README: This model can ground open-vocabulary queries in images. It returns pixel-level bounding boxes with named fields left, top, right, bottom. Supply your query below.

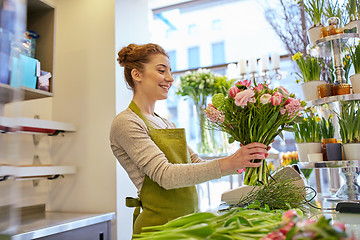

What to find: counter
left=0, top=212, right=115, bottom=240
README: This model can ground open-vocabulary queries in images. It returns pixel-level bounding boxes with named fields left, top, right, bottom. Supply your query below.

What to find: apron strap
left=129, top=101, right=153, bottom=130
left=126, top=197, right=142, bottom=226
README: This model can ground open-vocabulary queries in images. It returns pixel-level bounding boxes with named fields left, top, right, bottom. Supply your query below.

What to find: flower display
left=292, top=52, right=323, bottom=83
left=280, top=151, right=313, bottom=179
left=205, top=80, right=306, bottom=186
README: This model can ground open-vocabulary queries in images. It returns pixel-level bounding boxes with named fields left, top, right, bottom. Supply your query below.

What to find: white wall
left=115, top=1, right=151, bottom=239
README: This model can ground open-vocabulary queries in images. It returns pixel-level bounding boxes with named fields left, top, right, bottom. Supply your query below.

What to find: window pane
left=188, top=46, right=200, bottom=69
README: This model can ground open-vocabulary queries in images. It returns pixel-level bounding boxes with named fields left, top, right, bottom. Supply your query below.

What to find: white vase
left=344, top=20, right=360, bottom=34
left=307, top=26, right=323, bottom=44
left=301, top=81, right=324, bottom=101
left=343, top=143, right=360, bottom=160
left=350, top=73, right=360, bottom=94
left=295, top=142, right=322, bottom=162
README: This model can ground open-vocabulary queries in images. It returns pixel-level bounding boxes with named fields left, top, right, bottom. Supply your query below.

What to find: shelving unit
left=0, top=165, right=76, bottom=180
left=308, top=93, right=360, bottom=106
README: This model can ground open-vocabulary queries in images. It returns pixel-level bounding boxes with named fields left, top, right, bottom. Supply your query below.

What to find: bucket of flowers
left=205, top=79, right=306, bottom=186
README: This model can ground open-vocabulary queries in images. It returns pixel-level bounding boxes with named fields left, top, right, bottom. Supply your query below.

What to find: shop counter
left=1, top=212, right=115, bottom=240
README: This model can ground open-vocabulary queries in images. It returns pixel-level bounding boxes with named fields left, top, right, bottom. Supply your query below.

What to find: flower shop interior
left=1, top=0, right=360, bottom=239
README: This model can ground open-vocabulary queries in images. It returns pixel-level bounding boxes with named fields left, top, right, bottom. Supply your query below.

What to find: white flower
left=260, top=94, right=272, bottom=104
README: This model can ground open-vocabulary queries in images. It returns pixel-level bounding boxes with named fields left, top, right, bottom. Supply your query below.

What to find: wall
left=114, top=1, right=151, bottom=239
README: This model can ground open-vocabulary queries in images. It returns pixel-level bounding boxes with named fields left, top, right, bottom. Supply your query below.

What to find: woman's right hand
left=218, top=142, right=268, bottom=174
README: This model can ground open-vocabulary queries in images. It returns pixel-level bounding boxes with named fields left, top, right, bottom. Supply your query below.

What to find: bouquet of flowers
left=205, top=80, right=306, bottom=186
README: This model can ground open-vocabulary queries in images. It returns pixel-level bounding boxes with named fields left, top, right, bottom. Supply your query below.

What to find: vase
left=195, top=104, right=212, bottom=155
left=317, top=83, right=333, bottom=98
left=343, top=143, right=360, bottom=160
left=333, top=83, right=351, bottom=95
left=322, top=138, right=337, bottom=161
left=307, top=25, right=322, bottom=44
left=295, top=142, right=322, bottom=162
left=301, top=81, right=324, bottom=101
left=350, top=73, right=360, bottom=94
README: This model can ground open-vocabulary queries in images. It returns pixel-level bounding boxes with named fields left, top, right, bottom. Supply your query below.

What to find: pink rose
left=277, top=86, right=290, bottom=98
left=271, top=92, right=283, bottom=106
left=260, top=94, right=272, bottom=104
left=229, top=86, right=240, bottom=98
left=234, top=89, right=255, bottom=108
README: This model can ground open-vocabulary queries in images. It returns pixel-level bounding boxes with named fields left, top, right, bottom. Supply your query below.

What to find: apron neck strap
left=129, top=101, right=153, bottom=130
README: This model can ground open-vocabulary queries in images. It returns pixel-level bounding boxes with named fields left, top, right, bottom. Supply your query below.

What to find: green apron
left=126, top=101, right=199, bottom=235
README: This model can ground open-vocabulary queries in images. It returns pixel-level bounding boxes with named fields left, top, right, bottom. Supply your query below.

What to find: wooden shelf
left=0, top=165, right=77, bottom=179
left=0, top=83, right=53, bottom=104
left=0, top=117, right=76, bottom=134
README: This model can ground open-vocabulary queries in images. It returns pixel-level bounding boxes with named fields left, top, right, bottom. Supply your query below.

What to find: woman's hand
left=218, top=142, right=268, bottom=174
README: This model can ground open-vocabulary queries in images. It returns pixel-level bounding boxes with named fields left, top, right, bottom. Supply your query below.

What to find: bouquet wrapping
left=205, top=80, right=305, bottom=186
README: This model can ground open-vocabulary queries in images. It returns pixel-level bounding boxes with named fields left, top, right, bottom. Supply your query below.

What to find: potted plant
left=324, top=0, right=347, bottom=28
left=319, top=114, right=337, bottom=160
left=294, top=110, right=323, bottom=162
left=349, top=43, right=360, bottom=93
left=344, top=0, right=360, bottom=33
left=336, top=100, right=360, bottom=160
left=292, top=52, right=325, bottom=101
left=298, top=0, right=325, bottom=44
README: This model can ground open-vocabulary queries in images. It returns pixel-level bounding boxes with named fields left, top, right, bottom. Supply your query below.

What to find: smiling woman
left=110, top=43, right=269, bottom=236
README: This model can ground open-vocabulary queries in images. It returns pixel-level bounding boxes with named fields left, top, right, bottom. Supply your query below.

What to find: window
left=188, top=46, right=200, bottom=69
left=188, top=24, right=197, bottom=35
left=212, top=41, right=225, bottom=65
left=212, top=19, right=222, bottom=31
left=167, top=50, right=177, bottom=71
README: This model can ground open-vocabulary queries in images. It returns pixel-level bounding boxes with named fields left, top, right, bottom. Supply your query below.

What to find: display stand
left=298, top=160, right=360, bottom=201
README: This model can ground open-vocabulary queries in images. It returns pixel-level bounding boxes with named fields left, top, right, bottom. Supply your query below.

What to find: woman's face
left=135, top=54, right=174, bottom=102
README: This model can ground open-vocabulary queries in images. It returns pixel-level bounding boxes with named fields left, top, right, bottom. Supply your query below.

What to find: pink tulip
left=277, top=86, right=290, bottom=98
left=237, top=168, right=245, bottom=174
left=333, top=222, right=346, bottom=232
left=236, top=79, right=251, bottom=88
left=279, top=222, right=295, bottom=235
left=229, top=86, right=240, bottom=98
left=260, top=94, right=272, bottom=104
left=234, top=89, right=255, bottom=108
left=260, top=231, right=285, bottom=240
left=271, top=92, right=283, bottom=106
left=254, top=83, right=267, bottom=92
left=282, top=209, right=299, bottom=223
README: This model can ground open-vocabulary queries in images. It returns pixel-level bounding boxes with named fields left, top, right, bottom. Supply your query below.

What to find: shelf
left=298, top=160, right=360, bottom=169
left=315, top=33, right=359, bottom=45
left=0, top=165, right=77, bottom=179
left=0, top=83, right=53, bottom=104
left=0, top=117, right=76, bottom=134
left=307, top=93, right=360, bottom=106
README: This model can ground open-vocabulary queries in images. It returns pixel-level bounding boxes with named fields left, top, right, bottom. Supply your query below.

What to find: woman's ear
left=131, top=69, right=142, bottom=83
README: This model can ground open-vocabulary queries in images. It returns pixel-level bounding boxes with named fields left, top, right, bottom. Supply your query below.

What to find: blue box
left=10, top=54, right=39, bottom=89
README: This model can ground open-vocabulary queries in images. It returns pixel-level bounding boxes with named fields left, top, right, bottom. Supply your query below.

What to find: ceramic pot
left=344, top=20, right=360, bottom=33
left=343, top=143, right=360, bottom=160
left=350, top=73, right=360, bottom=94
left=307, top=26, right=323, bottom=44
left=301, top=81, right=324, bottom=101
left=333, top=83, right=351, bottom=95
left=295, top=142, right=322, bottom=162
left=317, top=83, right=333, bottom=98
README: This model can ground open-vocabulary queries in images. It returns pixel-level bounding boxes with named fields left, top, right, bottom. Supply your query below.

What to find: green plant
left=336, top=100, right=360, bottom=143
left=294, top=111, right=323, bottom=143
left=346, top=0, right=360, bottom=21
left=343, top=54, right=351, bottom=83
left=298, top=0, right=325, bottom=27
left=319, top=115, right=335, bottom=139
left=292, top=52, right=323, bottom=83
left=324, top=0, right=347, bottom=27
left=349, top=43, right=360, bottom=74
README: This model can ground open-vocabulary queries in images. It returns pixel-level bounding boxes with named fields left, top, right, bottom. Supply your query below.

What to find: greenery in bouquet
left=348, top=43, right=360, bottom=74
left=292, top=52, right=323, bottom=83
left=297, top=0, right=325, bottom=27
left=204, top=79, right=306, bottom=186
left=336, top=100, right=360, bottom=143
left=293, top=109, right=323, bottom=143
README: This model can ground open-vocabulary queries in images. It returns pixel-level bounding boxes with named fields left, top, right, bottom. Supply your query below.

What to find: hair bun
left=117, top=44, right=138, bottom=66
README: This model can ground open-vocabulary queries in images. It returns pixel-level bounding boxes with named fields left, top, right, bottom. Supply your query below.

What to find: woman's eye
left=158, top=70, right=165, bottom=73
